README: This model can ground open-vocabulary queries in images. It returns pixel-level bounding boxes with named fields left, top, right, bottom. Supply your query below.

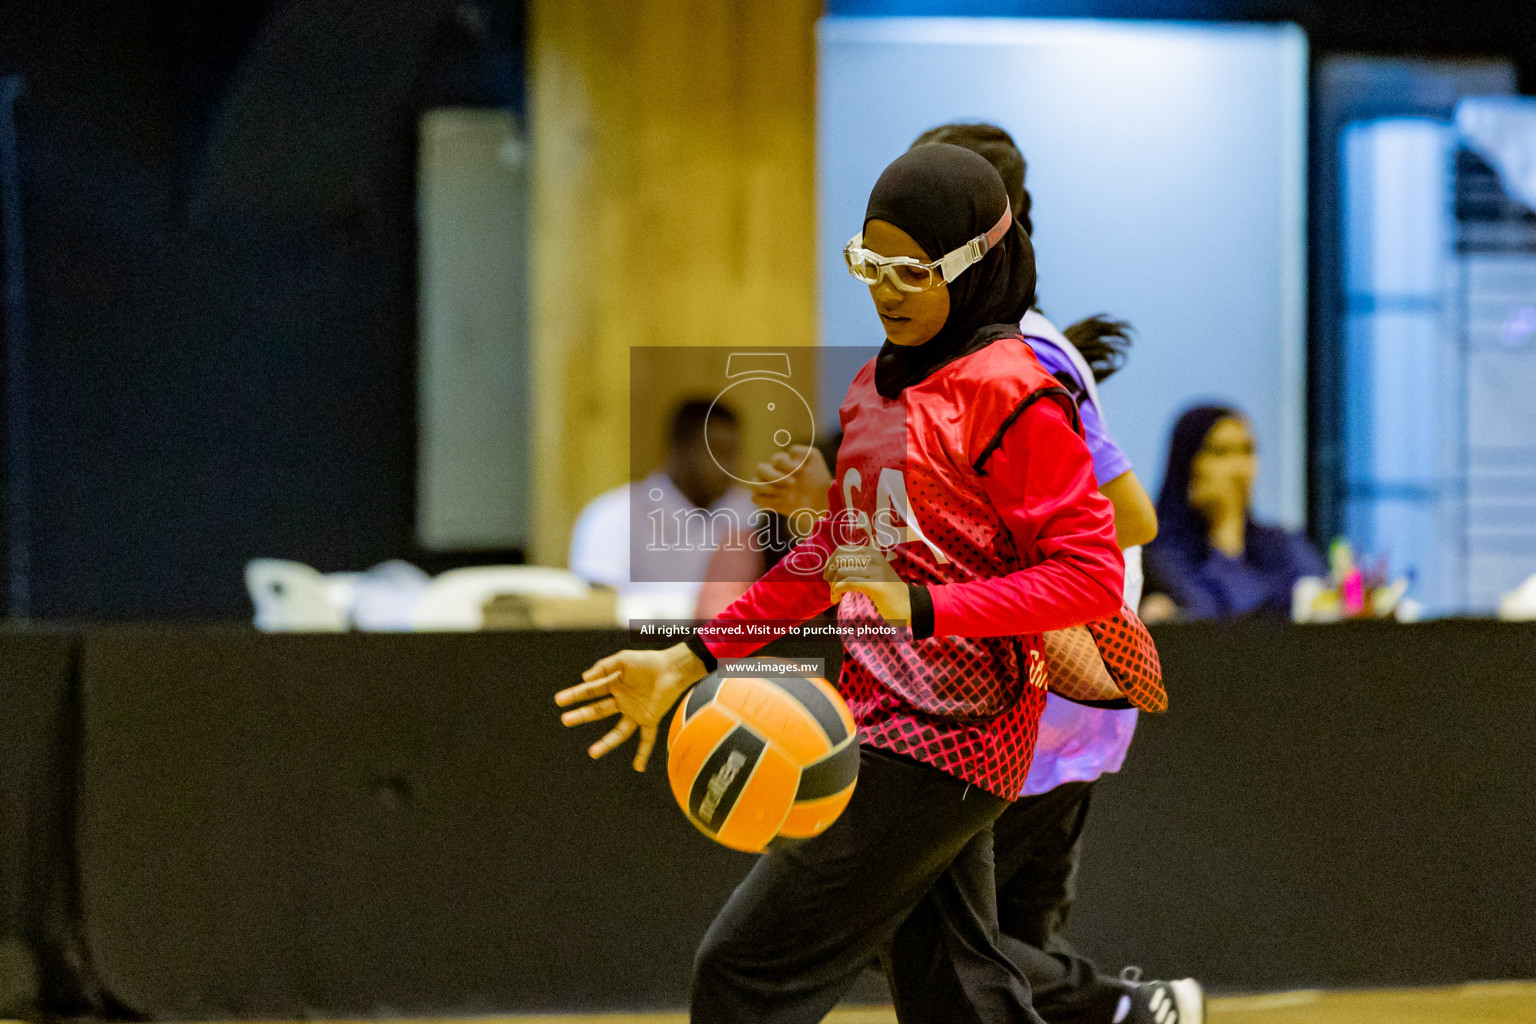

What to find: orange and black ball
left=666, top=672, right=858, bottom=853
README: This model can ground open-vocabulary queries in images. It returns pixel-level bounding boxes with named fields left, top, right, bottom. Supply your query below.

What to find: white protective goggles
left=843, top=200, right=1012, bottom=293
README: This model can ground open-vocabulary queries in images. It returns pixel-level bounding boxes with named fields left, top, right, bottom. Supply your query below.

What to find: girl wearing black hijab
left=558, top=144, right=1124, bottom=1023
left=1142, top=406, right=1324, bottom=621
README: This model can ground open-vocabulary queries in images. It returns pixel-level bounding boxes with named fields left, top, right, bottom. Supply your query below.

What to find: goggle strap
left=983, top=199, right=1014, bottom=250
left=938, top=199, right=1013, bottom=283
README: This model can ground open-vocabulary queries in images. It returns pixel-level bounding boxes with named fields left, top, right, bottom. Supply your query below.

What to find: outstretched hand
left=554, top=643, right=709, bottom=771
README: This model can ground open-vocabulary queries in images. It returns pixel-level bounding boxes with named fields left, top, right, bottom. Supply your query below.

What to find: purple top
left=1019, top=325, right=1139, bottom=797
left=1022, top=336, right=1133, bottom=489
left=1144, top=533, right=1326, bottom=621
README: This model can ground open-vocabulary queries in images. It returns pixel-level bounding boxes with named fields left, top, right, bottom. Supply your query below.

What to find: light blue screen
left=818, top=17, right=1308, bottom=525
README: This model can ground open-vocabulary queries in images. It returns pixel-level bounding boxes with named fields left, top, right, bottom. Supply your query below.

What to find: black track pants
left=992, top=781, right=1128, bottom=1024
left=690, top=746, right=1046, bottom=1024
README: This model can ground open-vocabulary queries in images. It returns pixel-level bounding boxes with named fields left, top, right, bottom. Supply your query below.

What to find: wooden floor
left=63, top=983, right=1527, bottom=1024
left=450, top=981, right=1536, bottom=1024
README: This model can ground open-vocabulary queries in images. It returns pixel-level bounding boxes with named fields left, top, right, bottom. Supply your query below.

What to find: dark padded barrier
left=75, top=623, right=1536, bottom=1018
left=76, top=629, right=845, bottom=1019
left=1072, top=621, right=1536, bottom=990
left=0, top=631, right=82, bottom=1013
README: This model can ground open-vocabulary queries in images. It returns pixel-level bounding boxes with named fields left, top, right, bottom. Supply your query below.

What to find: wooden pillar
left=528, top=0, right=819, bottom=566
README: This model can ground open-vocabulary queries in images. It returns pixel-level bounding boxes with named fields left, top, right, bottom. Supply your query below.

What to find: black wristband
left=684, top=634, right=718, bottom=674
left=908, top=584, right=935, bottom=640
left=1056, top=695, right=1135, bottom=711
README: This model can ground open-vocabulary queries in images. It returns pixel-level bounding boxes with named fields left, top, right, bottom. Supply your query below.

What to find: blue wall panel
left=818, top=17, right=1308, bottom=524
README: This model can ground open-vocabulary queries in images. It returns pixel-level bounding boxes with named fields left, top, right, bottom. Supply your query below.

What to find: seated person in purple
left=1142, top=405, right=1325, bottom=621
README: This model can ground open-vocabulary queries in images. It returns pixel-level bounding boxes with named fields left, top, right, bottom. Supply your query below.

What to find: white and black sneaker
left=1112, top=966, right=1205, bottom=1024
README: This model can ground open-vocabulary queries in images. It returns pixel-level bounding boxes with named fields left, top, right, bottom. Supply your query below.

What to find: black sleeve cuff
left=1055, top=695, right=1135, bottom=710
left=908, top=585, right=934, bottom=640
left=684, top=634, right=718, bottom=674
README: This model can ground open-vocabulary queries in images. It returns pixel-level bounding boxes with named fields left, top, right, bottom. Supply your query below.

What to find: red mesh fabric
left=1041, top=606, right=1166, bottom=713
left=1088, top=605, right=1167, bottom=713
left=841, top=595, right=1023, bottom=719
left=1040, top=625, right=1122, bottom=703
left=838, top=654, right=1047, bottom=800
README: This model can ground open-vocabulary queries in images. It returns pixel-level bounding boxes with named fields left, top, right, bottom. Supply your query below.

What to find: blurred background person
left=693, top=432, right=842, bottom=619
left=569, top=399, right=755, bottom=620
left=1141, top=405, right=1325, bottom=623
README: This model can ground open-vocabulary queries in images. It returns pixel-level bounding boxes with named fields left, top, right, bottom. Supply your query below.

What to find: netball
left=666, top=671, right=859, bottom=853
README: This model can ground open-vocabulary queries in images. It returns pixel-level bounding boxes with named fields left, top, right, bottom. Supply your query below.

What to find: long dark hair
left=1062, top=314, right=1133, bottom=384
left=911, top=123, right=1134, bottom=383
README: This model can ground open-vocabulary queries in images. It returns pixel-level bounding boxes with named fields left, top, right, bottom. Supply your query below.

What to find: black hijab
left=863, top=143, right=1037, bottom=398
left=1151, top=404, right=1291, bottom=569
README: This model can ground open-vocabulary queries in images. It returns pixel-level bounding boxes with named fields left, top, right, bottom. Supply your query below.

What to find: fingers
left=824, top=544, right=875, bottom=583
left=750, top=477, right=795, bottom=499
left=831, top=581, right=895, bottom=624
left=751, top=454, right=796, bottom=484
left=828, top=544, right=901, bottom=584
left=559, top=696, right=620, bottom=727
left=823, top=544, right=849, bottom=583
left=633, top=724, right=657, bottom=772
left=805, top=446, right=829, bottom=472
left=829, top=580, right=877, bottom=603
left=754, top=448, right=812, bottom=484
left=588, top=717, right=637, bottom=760
left=555, top=671, right=619, bottom=707
left=826, top=566, right=876, bottom=586
left=749, top=477, right=795, bottom=515
left=582, top=654, right=626, bottom=682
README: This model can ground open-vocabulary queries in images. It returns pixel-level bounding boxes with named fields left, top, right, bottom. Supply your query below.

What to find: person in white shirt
left=569, top=399, right=758, bottom=621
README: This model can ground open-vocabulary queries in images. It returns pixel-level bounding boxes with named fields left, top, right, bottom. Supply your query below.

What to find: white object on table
left=411, top=566, right=593, bottom=631
left=1498, top=572, right=1536, bottom=621
left=246, top=559, right=350, bottom=632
